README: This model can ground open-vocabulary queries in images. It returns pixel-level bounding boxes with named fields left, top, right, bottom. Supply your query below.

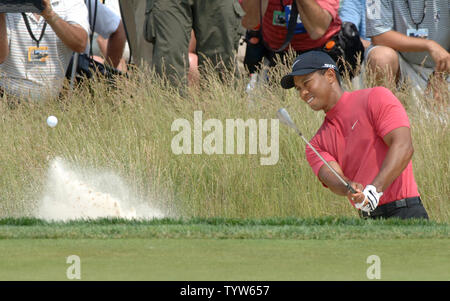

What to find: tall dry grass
left=0, top=57, right=448, bottom=221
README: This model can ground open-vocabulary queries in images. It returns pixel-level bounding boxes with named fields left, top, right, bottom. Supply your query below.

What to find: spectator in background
left=118, top=0, right=153, bottom=67
left=243, top=24, right=265, bottom=75
left=0, top=0, right=89, bottom=100
left=339, top=0, right=371, bottom=49
left=143, top=0, right=245, bottom=86
left=85, top=0, right=127, bottom=72
left=188, top=30, right=200, bottom=86
left=365, top=0, right=449, bottom=99
left=240, top=0, right=364, bottom=79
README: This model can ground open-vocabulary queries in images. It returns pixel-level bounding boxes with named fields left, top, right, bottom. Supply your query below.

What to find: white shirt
left=86, top=0, right=130, bottom=61
left=86, top=0, right=121, bottom=39
left=0, top=0, right=90, bottom=100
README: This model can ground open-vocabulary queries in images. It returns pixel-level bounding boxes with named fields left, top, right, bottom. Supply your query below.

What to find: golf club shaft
left=277, top=108, right=357, bottom=194
left=294, top=129, right=357, bottom=194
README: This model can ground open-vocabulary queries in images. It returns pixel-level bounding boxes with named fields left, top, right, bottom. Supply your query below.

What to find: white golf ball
left=47, top=115, right=58, bottom=128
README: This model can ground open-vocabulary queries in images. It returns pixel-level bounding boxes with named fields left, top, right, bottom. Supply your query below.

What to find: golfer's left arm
left=318, top=161, right=359, bottom=196
left=370, top=126, right=414, bottom=193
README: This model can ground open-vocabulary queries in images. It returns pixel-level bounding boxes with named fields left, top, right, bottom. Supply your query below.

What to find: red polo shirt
left=305, top=87, right=419, bottom=207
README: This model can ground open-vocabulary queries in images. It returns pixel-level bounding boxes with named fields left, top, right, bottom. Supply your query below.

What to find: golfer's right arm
left=0, top=13, right=8, bottom=64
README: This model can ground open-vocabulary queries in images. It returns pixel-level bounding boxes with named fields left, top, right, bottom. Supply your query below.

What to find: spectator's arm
left=105, top=20, right=126, bottom=68
left=372, top=30, right=431, bottom=52
left=241, top=0, right=268, bottom=29
left=0, top=13, right=8, bottom=63
left=40, top=0, right=87, bottom=53
left=45, top=15, right=87, bottom=53
left=372, top=30, right=450, bottom=72
left=189, top=30, right=196, bottom=54
left=295, top=0, right=332, bottom=40
left=361, top=38, right=371, bottom=49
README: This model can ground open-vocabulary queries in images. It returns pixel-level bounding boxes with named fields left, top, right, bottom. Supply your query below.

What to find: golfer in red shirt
left=280, top=50, right=429, bottom=219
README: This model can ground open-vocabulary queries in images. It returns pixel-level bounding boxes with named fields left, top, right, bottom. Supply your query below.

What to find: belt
left=361, top=196, right=422, bottom=218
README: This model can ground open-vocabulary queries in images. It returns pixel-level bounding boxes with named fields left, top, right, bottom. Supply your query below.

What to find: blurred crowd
left=0, top=0, right=448, bottom=101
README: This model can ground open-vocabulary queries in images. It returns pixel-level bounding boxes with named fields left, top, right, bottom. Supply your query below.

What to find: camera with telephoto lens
left=0, top=0, right=44, bottom=13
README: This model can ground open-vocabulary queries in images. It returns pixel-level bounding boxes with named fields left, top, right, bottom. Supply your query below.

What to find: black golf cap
left=280, top=50, right=339, bottom=89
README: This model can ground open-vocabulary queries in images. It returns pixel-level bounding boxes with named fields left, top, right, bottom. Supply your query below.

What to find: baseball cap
left=280, top=50, right=340, bottom=89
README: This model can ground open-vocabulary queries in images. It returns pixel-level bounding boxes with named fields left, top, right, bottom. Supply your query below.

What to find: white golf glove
left=355, top=185, right=383, bottom=213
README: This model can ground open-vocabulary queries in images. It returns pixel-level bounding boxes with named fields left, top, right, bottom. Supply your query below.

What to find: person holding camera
left=240, top=0, right=364, bottom=79
left=0, top=0, right=90, bottom=100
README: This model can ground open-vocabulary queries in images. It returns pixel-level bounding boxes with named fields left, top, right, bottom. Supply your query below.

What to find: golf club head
left=277, top=108, right=297, bottom=130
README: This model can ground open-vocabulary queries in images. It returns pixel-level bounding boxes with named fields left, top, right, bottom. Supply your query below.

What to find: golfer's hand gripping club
left=277, top=108, right=357, bottom=194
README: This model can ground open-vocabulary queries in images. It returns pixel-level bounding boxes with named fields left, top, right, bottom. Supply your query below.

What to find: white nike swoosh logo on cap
left=352, top=120, right=358, bottom=130
left=291, top=60, right=301, bottom=69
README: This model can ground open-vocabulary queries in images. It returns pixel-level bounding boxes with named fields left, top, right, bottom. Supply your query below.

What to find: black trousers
left=361, top=197, right=429, bottom=220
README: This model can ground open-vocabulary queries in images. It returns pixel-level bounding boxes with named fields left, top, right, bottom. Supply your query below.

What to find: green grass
left=0, top=217, right=448, bottom=239
left=1, top=218, right=448, bottom=280
left=0, top=238, right=448, bottom=280
left=0, top=58, right=448, bottom=222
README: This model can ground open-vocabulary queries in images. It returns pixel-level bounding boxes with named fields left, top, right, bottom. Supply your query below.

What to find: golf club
left=277, top=108, right=357, bottom=194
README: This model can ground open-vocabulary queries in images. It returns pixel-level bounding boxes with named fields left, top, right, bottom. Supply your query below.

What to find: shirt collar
left=325, top=91, right=349, bottom=121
